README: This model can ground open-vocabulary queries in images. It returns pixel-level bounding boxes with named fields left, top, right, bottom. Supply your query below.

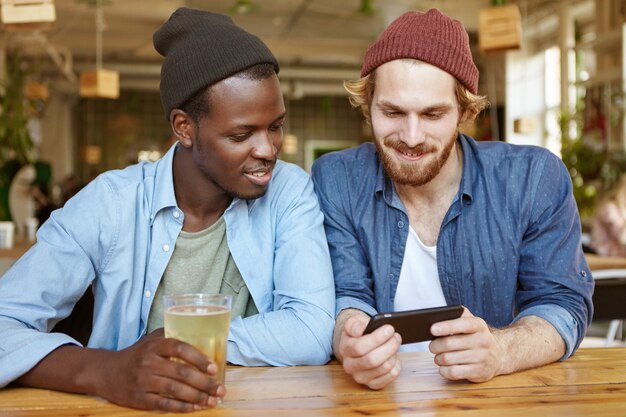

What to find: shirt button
left=163, top=244, right=170, bottom=252
left=397, top=221, right=404, bottom=228
left=173, top=210, right=180, bottom=219
left=581, top=271, right=587, bottom=277
left=145, top=290, right=151, bottom=298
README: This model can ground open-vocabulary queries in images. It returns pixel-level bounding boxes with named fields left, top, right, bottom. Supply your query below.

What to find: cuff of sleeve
left=227, top=317, right=276, bottom=366
left=514, top=304, right=579, bottom=360
left=336, top=296, right=377, bottom=318
left=0, top=332, right=79, bottom=388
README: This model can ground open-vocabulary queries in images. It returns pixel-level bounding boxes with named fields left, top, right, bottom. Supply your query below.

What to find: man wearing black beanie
left=0, top=8, right=335, bottom=412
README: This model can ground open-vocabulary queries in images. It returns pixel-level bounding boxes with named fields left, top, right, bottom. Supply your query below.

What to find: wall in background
left=70, top=91, right=367, bottom=183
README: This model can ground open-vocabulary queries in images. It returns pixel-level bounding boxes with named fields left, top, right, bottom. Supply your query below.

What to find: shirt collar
left=150, top=141, right=179, bottom=220
left=457, top=133, right=475, bottom=204
left=373, top=148, right=406, bottom=211
left=374, top=151, right=386, bottom=196
left=150, top=142, right=263, bottom=223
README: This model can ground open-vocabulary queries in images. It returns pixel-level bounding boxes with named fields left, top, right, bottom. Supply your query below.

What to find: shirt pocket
left=221, top=272, right=247, bottom=294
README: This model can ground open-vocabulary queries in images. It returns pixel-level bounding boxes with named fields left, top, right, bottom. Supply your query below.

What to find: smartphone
left=363, top=305, right=464, bottom=344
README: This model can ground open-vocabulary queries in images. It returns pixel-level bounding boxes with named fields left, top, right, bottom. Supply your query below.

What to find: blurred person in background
left=591, top=174, right=626, bottom=257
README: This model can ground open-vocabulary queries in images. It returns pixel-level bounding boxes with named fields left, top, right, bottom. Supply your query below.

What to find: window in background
left=544, top=46, right=562, bottom=157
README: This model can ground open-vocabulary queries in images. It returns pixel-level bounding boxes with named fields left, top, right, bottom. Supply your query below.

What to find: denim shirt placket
left=380, top=176, right=410, bottom=313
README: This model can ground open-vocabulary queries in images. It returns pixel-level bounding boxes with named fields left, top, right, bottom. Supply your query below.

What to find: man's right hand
left=16, top=330, right=225, bottom=413
left=334, top=309, right=402, bottom=389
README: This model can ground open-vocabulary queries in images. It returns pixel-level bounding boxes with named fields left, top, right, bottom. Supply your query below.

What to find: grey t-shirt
left=147, top=216, right=257, bottom=333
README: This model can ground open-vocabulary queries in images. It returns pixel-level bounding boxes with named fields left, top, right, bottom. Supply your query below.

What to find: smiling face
left=371, top=60, right=465, bottom=187
left=178, top=72, right=285, bottom=201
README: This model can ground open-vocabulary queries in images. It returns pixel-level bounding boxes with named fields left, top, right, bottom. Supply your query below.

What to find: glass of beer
left=163, top=293, right=232, bottom=404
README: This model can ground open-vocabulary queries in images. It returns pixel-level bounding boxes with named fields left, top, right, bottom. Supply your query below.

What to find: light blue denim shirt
left=0, top=144, right=335, bottom=386
left=312, top=134, right=594, bottom=359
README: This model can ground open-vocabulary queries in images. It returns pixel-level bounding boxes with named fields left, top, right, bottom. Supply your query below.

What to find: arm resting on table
left=493, top=315, right=565, bottom=375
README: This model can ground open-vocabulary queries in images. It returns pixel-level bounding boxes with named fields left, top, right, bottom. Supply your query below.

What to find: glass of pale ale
left=163, top=293, right=232, bottom=404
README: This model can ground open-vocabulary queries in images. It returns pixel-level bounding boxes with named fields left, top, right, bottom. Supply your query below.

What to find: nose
left=252, top=131, right=278, bottom=160
left=402, top=114, right=426, bottom=148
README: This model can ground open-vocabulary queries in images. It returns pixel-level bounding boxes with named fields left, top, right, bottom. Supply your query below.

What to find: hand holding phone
left=363, top=305, right=464, bottom=344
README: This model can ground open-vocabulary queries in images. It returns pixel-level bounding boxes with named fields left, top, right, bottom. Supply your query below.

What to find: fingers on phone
left=344, top=330, right=400, bottom=373
left=345, top=324, right=396, bottom=357
left=349, top=351, right=402, bottom=389
left=345, top=315, right=369, bottom=337
left=431, top=313, right=485, bottom=339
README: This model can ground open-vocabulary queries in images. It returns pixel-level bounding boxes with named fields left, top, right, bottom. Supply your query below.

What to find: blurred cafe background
left=0, top=0, right=625, bottom=342
left=0, top=0, right=624, bottom=226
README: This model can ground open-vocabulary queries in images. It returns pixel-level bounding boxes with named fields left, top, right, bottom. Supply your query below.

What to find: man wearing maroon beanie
left=312, top=9, right=592, bottom=389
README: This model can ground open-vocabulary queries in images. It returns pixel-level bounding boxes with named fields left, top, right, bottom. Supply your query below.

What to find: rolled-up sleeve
left=515, top=152, right=594, bottom=359
left=0, top=178, right=117, bottom=386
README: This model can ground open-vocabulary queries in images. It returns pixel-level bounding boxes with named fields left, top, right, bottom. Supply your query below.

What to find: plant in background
left=0, top=50, right=35, bottom=165
left=560, top=20, right=626, bottom=222
left=560, top=96, right=626, bottom=221
left=0, top=49, right=37, bottom=221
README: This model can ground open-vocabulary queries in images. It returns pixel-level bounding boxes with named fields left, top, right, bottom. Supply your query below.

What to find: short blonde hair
left=344, top=69, right=489, bottom=125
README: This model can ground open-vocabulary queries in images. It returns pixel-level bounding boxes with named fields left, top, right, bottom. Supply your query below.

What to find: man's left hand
left=428, top=308, right=505, bottom=382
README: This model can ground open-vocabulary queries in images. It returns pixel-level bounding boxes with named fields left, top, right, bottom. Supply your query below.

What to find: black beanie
left=154, top=7, right=280, bottom=120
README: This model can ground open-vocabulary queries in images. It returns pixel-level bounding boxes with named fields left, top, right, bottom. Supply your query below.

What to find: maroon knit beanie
left=361, top=9, right=479, bottom=94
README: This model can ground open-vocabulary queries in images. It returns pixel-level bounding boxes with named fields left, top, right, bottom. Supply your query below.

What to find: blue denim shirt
left=312, top=135, right=593, bottom=359
left=0, top=144, right=335, bottom=386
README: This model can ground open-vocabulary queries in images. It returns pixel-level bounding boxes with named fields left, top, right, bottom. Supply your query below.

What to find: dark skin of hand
left=16, top=329, right=225, bottom=412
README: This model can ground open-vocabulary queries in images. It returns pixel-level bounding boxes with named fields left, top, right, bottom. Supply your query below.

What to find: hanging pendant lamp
left=79, top=0, right=119, bottom=99
left=0, top=0, right=56, bottom=30
left=478, top=0, right=522, bottom=53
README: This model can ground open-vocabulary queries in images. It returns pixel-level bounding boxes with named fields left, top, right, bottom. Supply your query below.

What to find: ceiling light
left=0, top=0, right=56, bottom=30
left=79, top=0, right=119, bottom=99
left=478, top=3, right=523, bottom=53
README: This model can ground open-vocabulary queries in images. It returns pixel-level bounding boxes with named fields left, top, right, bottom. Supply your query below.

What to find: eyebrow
left=236, top=112, right=287, bottom=129
left=375, top=100, right=453, bottom=113
left=273, top=112, right=287, bottom=123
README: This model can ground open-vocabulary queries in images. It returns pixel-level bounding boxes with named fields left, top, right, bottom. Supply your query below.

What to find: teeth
left=250, top=172, right=266, bottom=177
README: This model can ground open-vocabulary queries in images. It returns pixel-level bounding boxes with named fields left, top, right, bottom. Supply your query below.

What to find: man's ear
left=170, top=109, right=194, bottom=148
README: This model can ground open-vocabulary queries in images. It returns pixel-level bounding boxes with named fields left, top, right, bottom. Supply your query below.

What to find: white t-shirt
left=394, top=226, right=446, bottom=352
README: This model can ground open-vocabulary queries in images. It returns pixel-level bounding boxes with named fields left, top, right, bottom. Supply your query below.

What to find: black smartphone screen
left=363, top=305, right=464, bottom=344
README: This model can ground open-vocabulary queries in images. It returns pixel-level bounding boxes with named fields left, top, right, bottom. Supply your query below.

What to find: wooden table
left=0, top=238, right=32, bottom=276
left=1, top=348, right=625, bottom=416
left=0, top=238, right=32, bottom=260
left=586, top=254, right=626, bottom=322
left=586, top=254, right=626, bottom=271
